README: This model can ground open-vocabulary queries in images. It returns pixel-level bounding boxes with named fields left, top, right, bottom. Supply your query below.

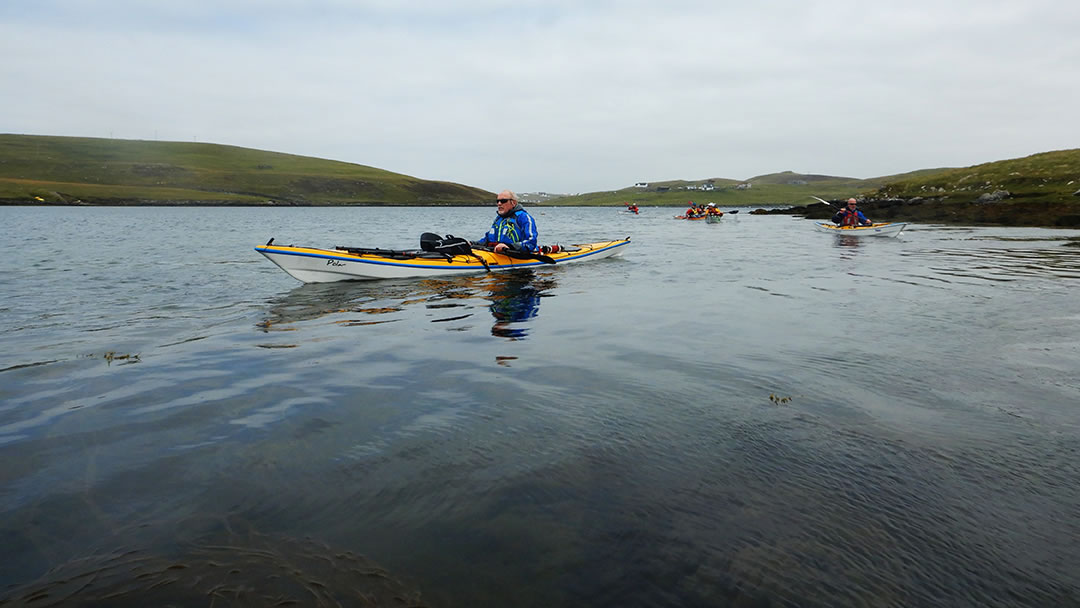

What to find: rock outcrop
left=756, top=196, right=1080, bottom=227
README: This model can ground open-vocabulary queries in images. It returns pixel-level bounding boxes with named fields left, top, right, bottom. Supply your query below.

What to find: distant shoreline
left=5, top=198, right=1080, bottom=229
left=0, top=200, right=497, bottom=207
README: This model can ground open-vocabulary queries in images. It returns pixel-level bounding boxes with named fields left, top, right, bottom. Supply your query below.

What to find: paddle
left=474, top=245, right=556, bottom=264
left=811, top=195, right=837, bottom=208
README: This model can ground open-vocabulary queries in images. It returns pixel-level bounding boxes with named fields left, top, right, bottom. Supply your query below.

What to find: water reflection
left=833, top=234, right=862, bottom=249
left=486, top=270, right=555, bottom=340
left=257, top=280, right=415, bottom=330
left=258, top=270, right=557, bottom=340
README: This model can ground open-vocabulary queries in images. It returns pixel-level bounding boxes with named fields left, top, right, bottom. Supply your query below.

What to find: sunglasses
left=496, top=198, right=514, bottom=204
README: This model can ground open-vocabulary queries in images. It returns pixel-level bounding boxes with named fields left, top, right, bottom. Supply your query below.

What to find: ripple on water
left=0, top=518, right=429, bottom=607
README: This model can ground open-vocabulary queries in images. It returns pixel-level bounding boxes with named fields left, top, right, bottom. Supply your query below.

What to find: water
left=1, top=206, right=1079, bottom=607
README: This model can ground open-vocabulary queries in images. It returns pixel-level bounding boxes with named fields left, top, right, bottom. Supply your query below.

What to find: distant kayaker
left=473, top=190, right=539, bottom=253
left=832, top=198, right=872, bottom=226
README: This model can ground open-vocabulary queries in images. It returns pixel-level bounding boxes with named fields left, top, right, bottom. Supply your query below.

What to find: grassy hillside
left=4, top=134, right=1075, bottom=219
left=0, top=134, right=492, bottom=205
left=870, top=149, right=1080, bottom=203
left=545, top=168, right=951, bottom=207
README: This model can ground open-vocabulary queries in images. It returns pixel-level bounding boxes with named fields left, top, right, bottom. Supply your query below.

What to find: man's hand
left=493, top=243, right=508, bottom=253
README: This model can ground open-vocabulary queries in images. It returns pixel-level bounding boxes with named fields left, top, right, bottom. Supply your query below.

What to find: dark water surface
left=2, top=206, right=1079, bottom=607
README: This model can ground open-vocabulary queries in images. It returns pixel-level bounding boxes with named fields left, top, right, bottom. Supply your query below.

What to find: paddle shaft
left=474, top=246, right=556, bottom=264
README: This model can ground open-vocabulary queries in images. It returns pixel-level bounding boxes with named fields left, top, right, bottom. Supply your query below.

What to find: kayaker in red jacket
left=832, top=198, right=872, bottom=226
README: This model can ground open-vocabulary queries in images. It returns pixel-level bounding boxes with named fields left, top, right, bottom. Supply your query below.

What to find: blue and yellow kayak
left=256, top=238, right=630, bottom=283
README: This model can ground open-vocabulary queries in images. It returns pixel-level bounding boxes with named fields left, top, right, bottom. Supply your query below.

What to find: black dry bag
left=420, top=233, right=473, bottom=256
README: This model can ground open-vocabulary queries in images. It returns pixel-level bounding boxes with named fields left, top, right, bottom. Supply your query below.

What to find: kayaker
left=832, top=198, right=872, bottom=226
left=474, top=190, right=539, bottom=253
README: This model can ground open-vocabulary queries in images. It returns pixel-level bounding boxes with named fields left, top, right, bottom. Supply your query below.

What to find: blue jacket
left=476, top=205, right=539, bottom=252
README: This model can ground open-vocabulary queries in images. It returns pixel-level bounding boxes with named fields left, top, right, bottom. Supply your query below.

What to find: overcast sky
left=3, top=0, right=1078, bottom=193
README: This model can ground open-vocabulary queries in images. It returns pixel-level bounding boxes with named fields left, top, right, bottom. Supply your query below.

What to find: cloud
left=2, top=0, right=1079, bottom=192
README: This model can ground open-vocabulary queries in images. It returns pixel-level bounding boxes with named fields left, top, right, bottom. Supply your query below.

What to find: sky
left=2, top=0, right=1078, bottom=194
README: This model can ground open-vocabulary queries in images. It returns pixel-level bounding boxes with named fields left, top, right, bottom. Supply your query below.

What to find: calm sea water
left=1, top=206, right=1079, bottom=607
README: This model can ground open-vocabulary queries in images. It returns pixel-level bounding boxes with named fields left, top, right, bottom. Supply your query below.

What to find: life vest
left=492, top=213, right=522, bottom=242
left=481, top=207, right=539, bottom=252
left=840, top=209, right=860, bottom=226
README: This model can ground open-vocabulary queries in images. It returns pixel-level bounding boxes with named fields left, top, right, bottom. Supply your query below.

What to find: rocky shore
left=753, top=194, right=1080, bottom=228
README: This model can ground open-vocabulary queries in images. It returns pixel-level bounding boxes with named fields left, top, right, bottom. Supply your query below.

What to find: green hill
left=0, top=134, right=492, bottom=205
left=4, top=134, right=1076, bottom=223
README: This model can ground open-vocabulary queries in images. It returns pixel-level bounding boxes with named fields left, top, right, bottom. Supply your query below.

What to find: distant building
left=634, top=182, right=649, bottom=188
left=735, top=183, right=752, bottom=190
left=656, top=186, right=670, bottom=192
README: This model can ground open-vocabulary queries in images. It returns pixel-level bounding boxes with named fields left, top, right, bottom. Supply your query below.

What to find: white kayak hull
left=256, top=238, right=630, bottom=283
left=815, top=222, right=907, bottom=237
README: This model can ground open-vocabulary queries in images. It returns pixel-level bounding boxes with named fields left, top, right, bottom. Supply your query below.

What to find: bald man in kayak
left=473, top=189, right=539, bottom=253
left=832, top=198, right=872, bottom=226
